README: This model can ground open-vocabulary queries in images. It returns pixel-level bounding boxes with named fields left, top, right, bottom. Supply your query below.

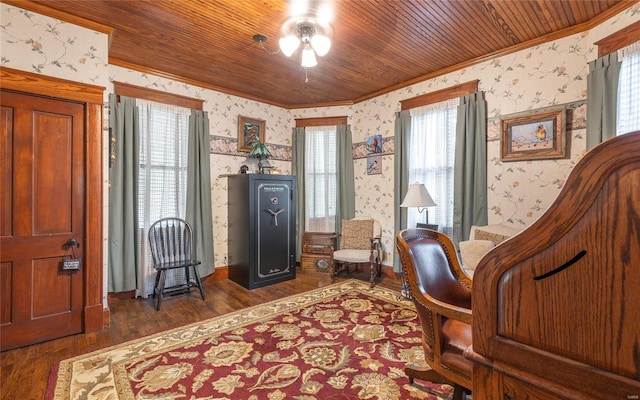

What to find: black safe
left=227, top=174, right=296, bottom=289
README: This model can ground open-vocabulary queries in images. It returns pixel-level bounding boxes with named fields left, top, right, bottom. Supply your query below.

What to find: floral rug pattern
left=47, top=280, right=452, bottom=399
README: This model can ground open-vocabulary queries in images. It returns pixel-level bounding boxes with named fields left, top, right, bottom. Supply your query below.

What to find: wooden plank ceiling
left=11, top=0, right=634, bottom=108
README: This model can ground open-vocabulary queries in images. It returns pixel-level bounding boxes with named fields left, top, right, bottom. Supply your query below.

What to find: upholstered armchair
left=396, top=228, right=472, bottom=400
left=331, top=217, right=382, bottom=287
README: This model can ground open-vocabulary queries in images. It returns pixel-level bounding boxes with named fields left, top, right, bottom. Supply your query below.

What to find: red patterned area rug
left=47, top=280, right=453, bottom=399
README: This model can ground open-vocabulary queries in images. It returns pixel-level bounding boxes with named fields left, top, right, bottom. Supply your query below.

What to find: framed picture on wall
left=367, top=155, right=382, bottom=175
left=366, top=134, right=383, bottom=154
left=238, top=115, right=265, bottom=152
left=501, top=107, right=566, bottom=161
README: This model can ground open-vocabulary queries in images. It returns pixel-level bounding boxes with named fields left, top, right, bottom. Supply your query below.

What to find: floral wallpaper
left=0, top=5, right=109, bottom=88
left=2, top=2, right=639, bottom=274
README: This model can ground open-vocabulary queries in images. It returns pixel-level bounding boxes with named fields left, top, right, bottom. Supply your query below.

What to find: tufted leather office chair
left=396, top=228, right=472, bottom=400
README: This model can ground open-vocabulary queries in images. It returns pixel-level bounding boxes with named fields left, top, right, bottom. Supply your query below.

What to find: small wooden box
left=301, top=232, right=336, bottom=272
left=301, top=253, right=332, bottom=272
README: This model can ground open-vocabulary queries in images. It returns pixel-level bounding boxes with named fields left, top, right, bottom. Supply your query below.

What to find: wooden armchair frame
left=396, top=228, right=472, bottom=400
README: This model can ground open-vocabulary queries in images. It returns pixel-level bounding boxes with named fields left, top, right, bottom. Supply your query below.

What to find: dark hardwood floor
left=0, top=269, right=401, bottom=400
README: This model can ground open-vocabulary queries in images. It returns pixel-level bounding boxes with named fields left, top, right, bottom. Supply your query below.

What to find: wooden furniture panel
left=467, top=131, right=640, bottom=399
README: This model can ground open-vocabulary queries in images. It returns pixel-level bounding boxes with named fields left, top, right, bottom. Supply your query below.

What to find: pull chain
left=305, top=67, right=309, bottom=83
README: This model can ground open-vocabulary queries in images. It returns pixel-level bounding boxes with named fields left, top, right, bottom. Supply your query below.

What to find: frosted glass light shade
left=279, top=35, right=300, bottom=57
left=310, top=34, right=331, bottom=56
left=301, top=47, right=318, bottom=67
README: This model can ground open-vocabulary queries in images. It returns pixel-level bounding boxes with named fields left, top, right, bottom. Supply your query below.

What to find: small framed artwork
left=238, top=115, right=265, bottom=152
left=366, top=134, right=383, bottom=154
left=367, top=155, right=382, bottom=175
left=501, top=107, right=566, bottom=161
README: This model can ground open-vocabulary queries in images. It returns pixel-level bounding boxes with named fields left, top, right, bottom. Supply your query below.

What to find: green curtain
left=586, top=52, right=621, bottom=150
left=393, top=110, right=411, bottom=272
left=453, top=92, right=488, bottom=244
left=291, top=127, right=306, bottom=262
left=108, top=94, right=140, bottom=293
left=335, top=124, right=355, bottom=235
left=186, top=110, right=214, bottom=277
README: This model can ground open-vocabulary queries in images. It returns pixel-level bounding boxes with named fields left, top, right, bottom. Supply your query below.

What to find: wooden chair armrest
left=431, top=298, right=472, bottom=324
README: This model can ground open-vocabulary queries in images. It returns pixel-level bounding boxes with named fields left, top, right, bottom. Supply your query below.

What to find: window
left=408, top=99, right=458, bottom=236
left=617, top=41, right=640, bottom=135
left=304, top=125, right=337, bottom=232
left=138, top=99, right=191, bottom=295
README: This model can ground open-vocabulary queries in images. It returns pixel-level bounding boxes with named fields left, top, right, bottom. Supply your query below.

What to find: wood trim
left=206, top=266, right=229, bottom=281
left=0, top=67, right=106, bottom=333
left=109, top=58, right=291, bottom=108
left=111, top=57, right=356, bottom=110
left=295, top=116, right=348, bottom=127
left=400, top=80, right=479, bottom=110
left=596, top=20, right=640, bottom=57
left=84, top=101, right=105, bottom=333
left=0, top=67, right=104, bottom=103
left=113, top=81, right=204, bottom=110
left=103, top=307, right=111, bottom=328
left=106, top=266, right=228, bottom=304
left=287, top=100, right=354, bottom=109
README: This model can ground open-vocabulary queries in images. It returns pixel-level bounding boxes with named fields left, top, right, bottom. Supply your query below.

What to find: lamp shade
left=310, top=34, right=331, bottom=56
left=400, top=183, right=436, bottom=208
left=248, top=142, right=272, bottom=160
left=279, top=35, right=300, bottom=57
left=301, top=46, right=318, bottom=67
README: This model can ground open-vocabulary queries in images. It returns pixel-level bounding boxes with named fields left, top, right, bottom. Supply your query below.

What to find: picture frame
left=238, top=115, right=265, bottom=152
left=366, top=155, right=382, bottom=175
left=500, top=107, right=566, bottom=161
left=366, top=134, right=383, bottom=154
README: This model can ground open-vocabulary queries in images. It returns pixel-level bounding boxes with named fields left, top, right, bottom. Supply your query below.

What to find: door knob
left=65, top=238, right=80, bottom=248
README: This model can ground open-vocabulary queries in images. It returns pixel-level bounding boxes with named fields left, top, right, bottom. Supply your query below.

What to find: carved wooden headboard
left=468, top=131, right=640, bottom=399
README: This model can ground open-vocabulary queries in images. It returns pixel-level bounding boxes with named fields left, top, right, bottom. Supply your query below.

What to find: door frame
left=1, top=67, right=106, bottom=332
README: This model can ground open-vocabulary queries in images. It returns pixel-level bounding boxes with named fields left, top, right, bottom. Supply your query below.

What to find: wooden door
left=0, top=90, right=85, bottom=350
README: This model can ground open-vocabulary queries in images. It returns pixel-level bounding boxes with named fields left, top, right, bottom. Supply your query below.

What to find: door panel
left=33, top=257, right=74, bottom=317
left=256, top=180, right=294, bottom=279
left=0, top=262, right=12, bottom=325
left=1, top=106, right=12, bottom=238
left=33, top=110, right=75, bottom=234
left=0, top=90, right=85, bottom=350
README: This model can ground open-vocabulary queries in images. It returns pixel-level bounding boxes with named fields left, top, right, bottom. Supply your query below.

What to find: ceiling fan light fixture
left=279, top=35, right=300, bottom=57
left=310, top=33, right=331, bottom=56
left=301, top=45, right=318, bottom=67
left=279, top=17, right=332, bottom=68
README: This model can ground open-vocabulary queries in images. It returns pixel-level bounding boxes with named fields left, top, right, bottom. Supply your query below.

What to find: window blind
left=304, top=125, right=337, bottom=232
left=138, top=99, right=191, bottom=296
left=617, top=41, right=640, bottom=135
